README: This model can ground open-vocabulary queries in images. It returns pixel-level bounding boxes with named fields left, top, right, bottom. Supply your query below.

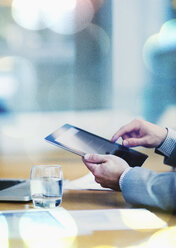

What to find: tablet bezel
left=45, top=123, right=148, bottom=167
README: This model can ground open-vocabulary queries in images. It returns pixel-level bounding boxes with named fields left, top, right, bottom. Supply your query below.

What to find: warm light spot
left=43, top=0, right=77, bottom=13
left=19, top=208, right=78, bottom=248
left=0, top=56, right=18, bottom=98
left=172, top=0, right=176, bottom=10
left=148, top=226, right=176, bottom=248
left=12, top=0, right=45, bottom=30
left=12, top=0, right=95, bottom=34
left=124, top=243, right=148, bottom=248
left=43, top=0, right=94, bottom=34
left=119, top=209, right=167, bottom=230
left=0, top=214, right=9, bottom=248
left=93, top=246, right=117, bottom=248
left=0, top=56, right=15, bottom=72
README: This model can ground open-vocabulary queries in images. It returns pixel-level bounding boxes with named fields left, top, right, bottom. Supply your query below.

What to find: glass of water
left=30, top=164, right=63, bottom=208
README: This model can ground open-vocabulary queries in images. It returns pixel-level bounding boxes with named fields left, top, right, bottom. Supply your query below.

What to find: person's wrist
left=119, top=167, right=132, bottom=190
left=157, top=128, right=168, bottom=148
left=156, top=128, right=176, bottom=157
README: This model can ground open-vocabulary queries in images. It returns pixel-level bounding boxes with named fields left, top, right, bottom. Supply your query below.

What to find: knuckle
left=89, top=154, right=98, bottom=161
left=133, top=118, right=141, bottom=125
left=93, top=167, right=101, bottom=177
left=108, top=154, right=115, bottom=160
left=94, top=171, right=99, bottom=177
left=118, top=125, right=126, bottom=134
left=133, top=118, right=144, bottom=131
left=144, top=138, right=151, bottom=146
left=100, top=183, right=106, bottom=188
left=130, top=139, right=137, bottom=146
left=90, top=154, right=96, bottom=160
left=95, top=177, right=101, bottom=183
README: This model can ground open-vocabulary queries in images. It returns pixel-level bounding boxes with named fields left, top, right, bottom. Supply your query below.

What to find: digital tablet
left=0, top=208, right=77, bottom=242
left=45, top=124, right=148, bottom=167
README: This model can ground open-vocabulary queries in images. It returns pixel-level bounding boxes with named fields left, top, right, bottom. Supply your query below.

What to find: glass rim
left=31, top=164, right=62, bottom=169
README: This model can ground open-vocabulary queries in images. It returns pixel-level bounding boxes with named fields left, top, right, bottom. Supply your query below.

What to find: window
left=112, top=0, right=175, bottom=124
left=0, top=0, right=112, bottom=113
left=0, top=0, right=176, bottom=155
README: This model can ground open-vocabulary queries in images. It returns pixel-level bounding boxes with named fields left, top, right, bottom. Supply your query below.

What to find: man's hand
left=111, top=119, right=167, bottom=148
left=82, top=154, right=129, bottom=191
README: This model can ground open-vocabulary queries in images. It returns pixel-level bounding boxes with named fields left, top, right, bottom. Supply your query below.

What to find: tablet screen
left=45, top=124, right=148, bottom=167
left=0, top=208, right=77, bottom=243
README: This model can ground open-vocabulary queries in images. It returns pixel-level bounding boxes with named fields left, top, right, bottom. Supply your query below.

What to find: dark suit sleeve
left=121, top=167, right=176, bottom=210
left=155, top=129, right=176, bottom=167
left=155, top=145, right=176, bottom=167
left=163, top=146, right=176, bottom=166
left=121, top=132, right=176, bottom=210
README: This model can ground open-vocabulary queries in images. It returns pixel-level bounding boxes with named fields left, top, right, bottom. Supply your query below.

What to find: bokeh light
left=143, top=19, right=176, bottom=79
left=119, top=209, right=167, bottom=231
left=159, top=19, right=176, bottom=46
left=92, top=246, right=117, bottom=248
left=87, top=23, right=111, bottom=56
left=12, top=0, right=45, bottom=30
left=0, top=56, right=37, bottom=112
left=11, top=0, right=95, bottom=34
left=42, top=0, right=94, bottom=34
left=19, top=208, right=78, bottom=248
left=147, top=226, right=176, bottom=248
left=0, top=214, right=9, bottom=248
left=0, top=56, right=18, bottom=99
left=172, top=0, right=176, bottom=10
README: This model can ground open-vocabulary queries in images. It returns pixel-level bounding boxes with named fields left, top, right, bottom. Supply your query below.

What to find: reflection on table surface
left=0, top=150, right=175, bottom=248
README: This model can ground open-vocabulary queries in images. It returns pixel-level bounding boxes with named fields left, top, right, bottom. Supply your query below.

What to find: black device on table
left=45, top=124, right=148, bottom=167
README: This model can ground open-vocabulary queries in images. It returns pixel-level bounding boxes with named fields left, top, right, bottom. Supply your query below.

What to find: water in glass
left=30, top=176, right=63, bottom=208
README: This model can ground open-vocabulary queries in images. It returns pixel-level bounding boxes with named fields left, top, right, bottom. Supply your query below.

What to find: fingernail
left=123, top=140, right=128, bottom=146
left=84, top=154, right=90, bottom=160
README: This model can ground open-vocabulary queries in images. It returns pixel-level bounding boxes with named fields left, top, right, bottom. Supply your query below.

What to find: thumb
left=84, top=154, right=107, bottom=164
left=84, top=162, right=98, bottom=174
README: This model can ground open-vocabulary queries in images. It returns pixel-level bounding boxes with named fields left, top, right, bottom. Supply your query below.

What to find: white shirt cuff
left=157, top=128, right=176, bottom=157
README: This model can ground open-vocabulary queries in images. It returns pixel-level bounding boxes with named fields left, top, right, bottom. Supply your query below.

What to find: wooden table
left=0, top=150, right=175, bottom=248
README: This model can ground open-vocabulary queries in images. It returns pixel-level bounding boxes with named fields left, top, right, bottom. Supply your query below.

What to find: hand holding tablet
left=45, top=124, right=148, bottom=167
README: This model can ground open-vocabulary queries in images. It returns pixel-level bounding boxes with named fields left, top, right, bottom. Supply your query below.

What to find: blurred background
left=0, top=0, right=176, bottom=158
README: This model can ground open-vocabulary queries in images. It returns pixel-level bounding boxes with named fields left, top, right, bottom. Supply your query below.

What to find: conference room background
left=0, top=0, right=176, bottom=155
